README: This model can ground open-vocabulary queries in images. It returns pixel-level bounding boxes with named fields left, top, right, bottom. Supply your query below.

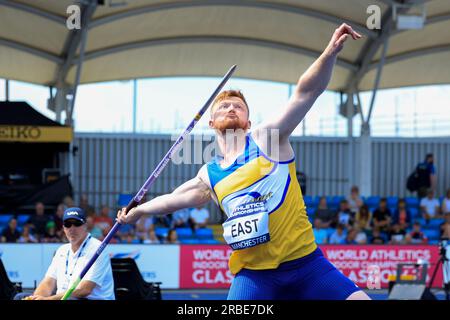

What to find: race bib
left=222, top=201, right=270, bottom=250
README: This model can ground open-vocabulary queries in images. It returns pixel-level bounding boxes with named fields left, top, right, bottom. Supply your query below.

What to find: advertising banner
left=320, top=245, right=443, bottom=288
left=179, top=245, right=233, bottom=289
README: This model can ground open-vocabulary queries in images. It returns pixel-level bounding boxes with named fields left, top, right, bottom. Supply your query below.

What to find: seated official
left=16, top=207, right=115, bottom=300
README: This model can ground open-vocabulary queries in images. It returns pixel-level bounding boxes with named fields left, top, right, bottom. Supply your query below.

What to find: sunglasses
left=64, top=220, right=84, bottom=228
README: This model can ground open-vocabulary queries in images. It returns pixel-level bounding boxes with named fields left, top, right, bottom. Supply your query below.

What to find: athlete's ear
left=247, top=120, right=252, bottom=130
left=209, top=119, right=215, bottom=129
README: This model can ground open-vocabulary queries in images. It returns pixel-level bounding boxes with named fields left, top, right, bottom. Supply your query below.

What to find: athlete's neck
left=216, top=129, right=248, bottom=165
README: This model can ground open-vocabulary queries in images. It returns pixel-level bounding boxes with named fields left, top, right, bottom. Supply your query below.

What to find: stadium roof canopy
left=0, top=0, right=450, bottom=93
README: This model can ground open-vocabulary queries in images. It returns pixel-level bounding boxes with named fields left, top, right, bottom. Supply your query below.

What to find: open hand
left=327, top=23, right=362, bottom=55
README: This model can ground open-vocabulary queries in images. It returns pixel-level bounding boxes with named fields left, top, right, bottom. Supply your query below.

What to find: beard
left=213, top=117, right=247, bottom=131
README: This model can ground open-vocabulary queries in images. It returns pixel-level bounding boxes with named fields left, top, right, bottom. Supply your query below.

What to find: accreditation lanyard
left=65, top=235, right=91, bottom=277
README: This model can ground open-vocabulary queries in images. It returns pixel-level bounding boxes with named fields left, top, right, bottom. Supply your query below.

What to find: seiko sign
left=0, top=126, right=41, bottom=140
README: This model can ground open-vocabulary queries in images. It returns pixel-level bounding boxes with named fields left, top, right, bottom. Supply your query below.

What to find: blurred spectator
left=121, top=232, right=139, bottom=244
left=420, top=189, right=441, bottom=221
left=153, top=215, right=172, bottom=228
left=43, top=221, right=60, bottom=243
left=94, top=205, right=114, bottom=232
left=63, top=195, right=75, bottom=208
left=372, top=198, right=392, bottom=233
left=18, top=224, right=38, bottom=243
left=1, top=217, right=20, bottom=243
left=440, top=213, right=450, bottom=239
left=442, top=189, right=450, bottom=215
left=171, top=208, right=191, bottom=228
left=415, top=153, right=436, bottom=198
left=190, top=206, right=210, bottom=230
left=165, top=229, right=180, bottom=244
left=336, top=200, right=354, bottom=229
left=405, top=222, right=428, bottom=244
left=28, top=202, right=51, bottom=240
left=143, top=229, right=160, bottom=244
left=54, top=203, right=66, bottom=239
left=135, top=216, right=155, bottom=241
left=355, top=205, right=372, bottom=231
left=345, top=227, right=367, bottom=244
left=329, top=224, right=346, bottom=244
left=392, top=198, right=412, bottom=232
left=86, top=216, right=103, bottom=240
left=389, top=224, right=406, bottom=245
left=353, top=226, right=368, bottom=244
left=370, top=228, right=386, bottom=245
left=315, top=196, right=337, bottom=228
left=79, top=193, right=95, bottom=214
left=345, top=228, right=358, bottom=244
left=347, top=186, right=363, bottom=214
left=312, top=218, right=328, bottom=244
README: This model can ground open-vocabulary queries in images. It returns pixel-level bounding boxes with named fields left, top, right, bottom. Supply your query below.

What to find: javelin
left=62, top=65, right=237, bottom=300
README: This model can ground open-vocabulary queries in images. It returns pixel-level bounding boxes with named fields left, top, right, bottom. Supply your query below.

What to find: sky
left=1, top=77, right=449, bottom=138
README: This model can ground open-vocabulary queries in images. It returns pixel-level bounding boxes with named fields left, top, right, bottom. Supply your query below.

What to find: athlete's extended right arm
left=117, top=175, right=211, bottom=224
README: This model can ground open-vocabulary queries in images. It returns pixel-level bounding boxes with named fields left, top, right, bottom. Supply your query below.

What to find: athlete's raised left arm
left=256, top=23, right=362, bottom=141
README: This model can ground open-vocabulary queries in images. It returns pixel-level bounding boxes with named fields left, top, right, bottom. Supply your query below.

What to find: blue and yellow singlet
left=207, top=133, right=316, bottom=275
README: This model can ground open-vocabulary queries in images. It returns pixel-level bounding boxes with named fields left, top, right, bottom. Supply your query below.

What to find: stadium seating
left=0, top=214, right=13, bottom=225
left=195, top=228, right=214, bottom=239
left=387, top=196, right=399, bottom=208
left=303, top=195, right=314, bottom=207
left=118, top=194, right=134, bottom=207
left=423, top=229, right=441, bottom=241
left=366, top=196, right=381, bottom=209
left=405, top=197, right=420, bottom=209
left=155, top=227, right=169, bottom=240
left=176, top=228, right=193, bottom=239
left=16, top=214, right=30, bottom=226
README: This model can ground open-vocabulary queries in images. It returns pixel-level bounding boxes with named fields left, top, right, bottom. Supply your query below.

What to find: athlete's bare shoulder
left=197, top=164, right=218, bottom=205
left=197, top=164, right=212, bottom=190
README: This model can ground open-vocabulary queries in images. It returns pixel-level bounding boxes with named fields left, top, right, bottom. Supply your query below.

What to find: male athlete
left=118, top=23, right=370, bottom=300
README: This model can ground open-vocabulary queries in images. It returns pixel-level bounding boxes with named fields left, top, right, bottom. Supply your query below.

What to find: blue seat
left=426, top=219, right=445, bottom=228
left=387, top=196, right=398, bottom=208
left=303, top=195, right=313, bottom=207
left=409, top=207, right=419, bottom=219
left=331, top=196, right=345, bottom=208
left=423, top=229, right=440, bottom=240
left=155, top=227, right=169, bottom=239
left=17, top=214, right=30, bottom=226
left=176, top=227, right=193, bottom=239
left=195, top=228, right=213, bottom=239
left=117, top=194, right=134, bottom=207
left=312, top=196, right=321, bottom=208
left=405, top=197, right=419, bottom=208
left=0, top=214, right=14, bottom=225
left=415, top=218, right=427, bottom=226
left=306, top=207, right=315, bottom=217
left=428, top=239, right=439, bottom=245
left=366, top=196, right=380, bottom=208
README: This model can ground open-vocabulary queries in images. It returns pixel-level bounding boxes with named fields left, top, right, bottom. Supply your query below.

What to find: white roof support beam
left=72, top=35, right=358, bottom=72
left=89, top=0, right=377, bottom=39
left=0, top=38, right=63, bottom=63
left=0, top=0, right=65, bottom=24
